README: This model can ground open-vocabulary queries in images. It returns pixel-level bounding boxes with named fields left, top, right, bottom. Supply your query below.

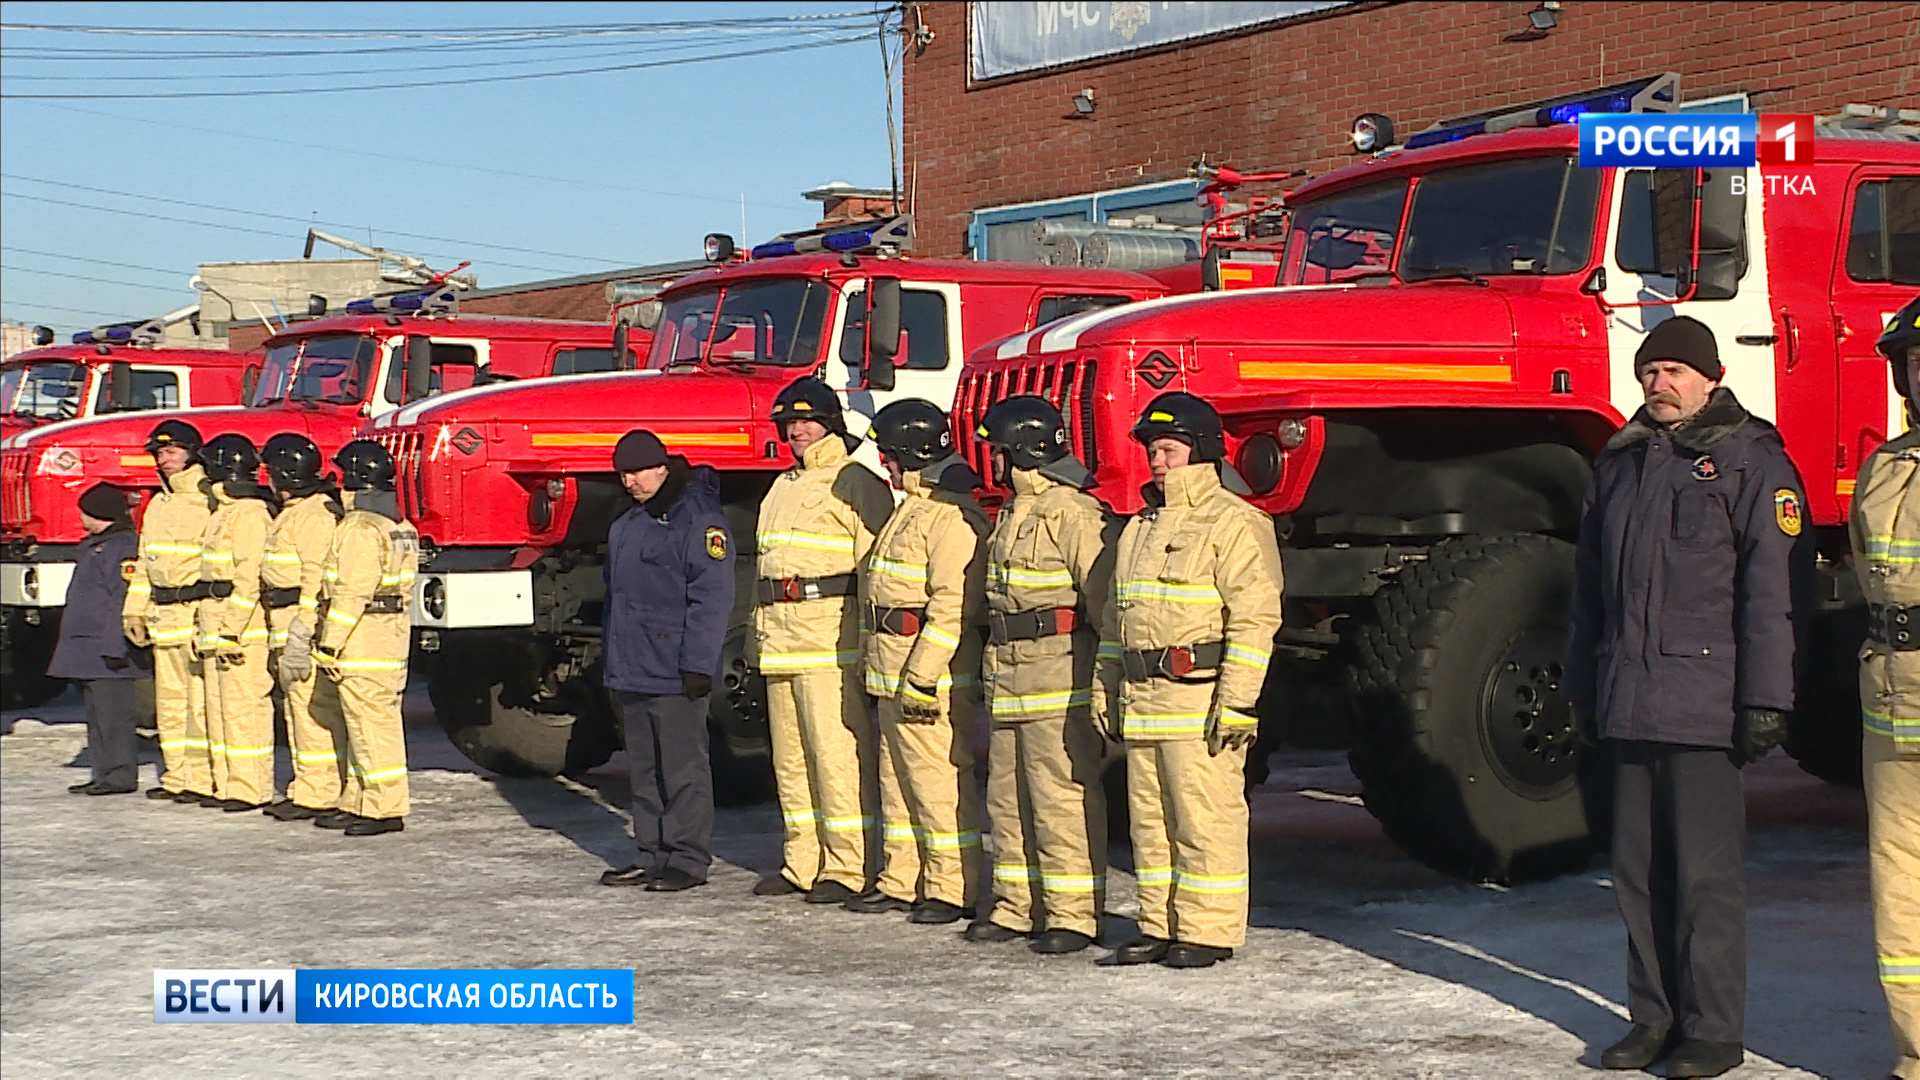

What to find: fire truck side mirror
left=241, top=364, right=260, bottom=405
left=1201, top=247, right=1223, bottom=291
left=865, top=277, right=901, bottom=392
left=404, top=335, right=433, bottom=404
left=1648, top=168, right=1699, bottom=287
left=1692, top=167, right=1746, bottom=301
left=612, top=323, right=631, bottom=370
left=107, top=360, right=134, bottom=412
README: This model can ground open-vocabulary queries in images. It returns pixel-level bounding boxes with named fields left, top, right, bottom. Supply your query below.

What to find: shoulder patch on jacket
left=1773, top=489, right=1803, bottom=537
left=120, top=559, right=137, bottom=581
left=1691, top=455, right=1718, bottom=481
left=705, top=527, right=728, bottom=560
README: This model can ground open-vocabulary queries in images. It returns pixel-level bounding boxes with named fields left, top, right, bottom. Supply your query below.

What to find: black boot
left=195, top=793, right=224, bottom=807
left=1663, top=1039, right=1743, bottom=1078
left=1161, top=942, right=1233, bottom=968
left=344, top=817, right=404, bottom=837
left=909, top=899, right=967, bottom=925
left=85, top=782, right=136, bottom=796
left=68, top=780, right=97, bottom=794
left=146, top=787, right=179, bottom=800
left=220, top=799, right=264, bottom=813
left=963, top=921, right=1026, bottom=943
left=844, top=890, right=913, bottom=914
left=1030, top=929, right=1095, bottom=955
left=263, top=801, right=322, bottom=822
left=752, top=874, right=803, bottom=896
left=313, top=810, right=361, bottom=830
left=600, top=865, right=652, bottom=887
left=1598, top=1024, right=1672, bottom=1070
left=1109, top=936, right=1170, bottom=965
left=645, top=867, right=707, bottom=892
left=804, top=880, right=858, bottom=905
left=171, top=791, right=202, bottom=804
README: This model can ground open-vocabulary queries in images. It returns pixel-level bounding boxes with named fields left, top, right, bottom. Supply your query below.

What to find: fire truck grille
left=2, top=448, right=31, bottom=526
left=373, top=431, right=426, bottom=520
left=955, top=357, right=1099, bottom=483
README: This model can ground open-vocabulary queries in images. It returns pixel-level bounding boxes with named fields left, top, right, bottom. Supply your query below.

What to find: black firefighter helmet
left=1880, top=293, right=1920, bottom=397
left=200, top=434, right=261, bottom=485
left=263, top=433, right=327, bottom=495
left=977, top=395, right=1070, bottom=471
left=144, top=418, right=203, bottom=458
left=769, top=378, right=847, bottom=436
left=1130, top=391, right=1226, bottom=464
left=869, top=398, right=953, bottom=472
left=333, top=439, right=396, bottom=492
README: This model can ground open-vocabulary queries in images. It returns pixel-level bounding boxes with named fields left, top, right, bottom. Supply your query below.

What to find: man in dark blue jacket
left=1567, top=316, right=1806, bottom=1079
left=48, top=482, right=150, bottom=794
left=599, top=429, right=734, bottom=893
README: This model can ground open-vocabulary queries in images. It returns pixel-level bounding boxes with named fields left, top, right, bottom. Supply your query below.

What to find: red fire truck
left=961, top=85, right=1919, bottom=881
left=366, top=223, right=1184, bottom=790
left=0, top=290, right=631, bottom=708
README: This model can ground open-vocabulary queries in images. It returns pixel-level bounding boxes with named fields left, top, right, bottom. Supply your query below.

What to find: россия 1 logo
left=1578, top=113, right=1816, bottom=169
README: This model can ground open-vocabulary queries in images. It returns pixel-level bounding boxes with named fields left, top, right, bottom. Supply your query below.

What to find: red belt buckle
left=1050, top=608, right=1077, bottom=635
left=899, top=610, right=923, bottom=636
left=1165, top=646, right=1194, bottom=677
left=779, top=578, right=803, bottom=602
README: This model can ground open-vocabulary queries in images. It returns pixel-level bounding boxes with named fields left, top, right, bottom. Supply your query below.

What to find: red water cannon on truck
left=0, top=286, right=633, bottom=708
left=961, top=78, right=1919, bottom=881
left=365, top=216, right=1184, bottom=788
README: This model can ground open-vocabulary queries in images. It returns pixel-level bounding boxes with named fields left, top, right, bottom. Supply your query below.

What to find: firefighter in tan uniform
left=751, top=380, right=895, bottom=903
left=193, top=435, right=277, bottom=811
left=259, top=434, right=349, bottom=822
left=1100, top=392, right=1283, bottom=969
left=311, top=440, right=417, bottom=837
left=1854, top=296, right=1920, bottom=1080
left=123, top=420, right=216, bottom=803
left=968, top=396, right=1117, bottom=956
left=846, top=399, right=988, bottom=925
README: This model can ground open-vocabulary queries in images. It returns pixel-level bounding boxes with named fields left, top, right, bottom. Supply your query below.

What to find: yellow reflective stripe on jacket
left=919, top=623, right=961, bottom=651
left=1224, top=642, right=1270, bottom=670
left=989, top=687, right=1091, bottom=718
left=1123, top=710, right=1209, bottom=737
left=783, top=807, right=820, bottom=826
left=1881, top=957, right=1920, bottom=985
left=1864, top=535, right=1920, bottom=563
left=757, top=649, right=859, bottom=672
left=883, top=821, right=922, bottom=842
left=269, top=630, right=290, bottom=647
left=224, top=743, right=276, bottom=759
left=1177, top=869, right=1249, bottom=894
left=1134, top=866, right=1174, bottom=886
left=326, top=608, right=359, bottom=628
left=1218, top=706, right=1259, bottom=729
left=1042, top=872, right=1102, bottom=894
left=351, top=763, right=410, bottom=783
left=227, top=593, right=257, bottom=611
left=294, top=747, right=339, bottom=765
left=989, top=564, right=1075, bottom=589
left=150, top=626, right=196, bottom=644
left=993, top=862, right=1042, bottom=882
left=899, top=680, right=938, bottom=704
left=262, top=550, right=302, bottom=567
left=1117, top=579, right=1222, bottom=604
left=868, top=556, right=928, bottom=584
left=759, top=530, right=858, bottom=554
left=331, top=656, right=408, bottom=671
left=200, top=550, right=235, bottom=565
left=821, top=814, right=872, bottom=834
left=922, top=828, right=981, bottom=850
left=1863, top=706, right=1920, bottom=743
left=299, top=596, right=321, bottom=612
left=144, top=541, right=203, bottom=557
left=864, top=669, right=976, bottom=696
left=128, top=581, right=152, bottom=595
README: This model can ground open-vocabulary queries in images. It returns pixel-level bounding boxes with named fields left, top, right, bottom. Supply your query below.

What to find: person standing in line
left=258, top=433, right=349, bottom=822
left=50, top=482, right=148, bottom=795
left=123, top=419, right=216, bottom=804
left=968, top=396, right=1118, bottom=955
left=194, top=434, right=277, bottom=812
left=845, top=399, right=988, bottom=926
left=597, top=430, right=735, bottom=891
left=1566, top=316, right=1805, bottom=1078
left=1099, top=392, right=1282, bottom=970
left=750, top=380, right=895, bottom=903
left=1851, top=295, right=1920, bottom=1080
left=312, top=440, right=418, bottom=838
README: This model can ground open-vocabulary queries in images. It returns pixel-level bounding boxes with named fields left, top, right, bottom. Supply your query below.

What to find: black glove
left=681, top=671, right=714, bottom=700
left=102, top=654, right=130, bottom=671
left=1570, top=702, right=1601, bottom=748
left=1732, top=707, right=1787, bottom=767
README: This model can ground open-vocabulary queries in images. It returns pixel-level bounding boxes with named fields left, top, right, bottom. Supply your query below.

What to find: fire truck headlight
left=1276, top=416, right=1309, bottom=449
left=1237, top=434, right=1284, bottom=496
left=528, top=485, right=554, bottom=531
left=421, top=578, right=446, bottom=621
left=22, top=567, right=38, bottom=601
left=1350, top=113, right=1394, bottom=154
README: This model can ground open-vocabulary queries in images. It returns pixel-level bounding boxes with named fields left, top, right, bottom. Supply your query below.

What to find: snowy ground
left=0, top=687, right=1894, bottom=1079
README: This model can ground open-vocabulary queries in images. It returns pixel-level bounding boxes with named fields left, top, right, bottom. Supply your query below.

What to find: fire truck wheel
left=1349, top=534, right=1609, bottom=884
left=428, top=661, right=618, bottom=778
left=707, top=624, right=773, bottom=806
left=1784, top=599, right=1865, bottom=787
left=1, top=612, right=67, bottom=711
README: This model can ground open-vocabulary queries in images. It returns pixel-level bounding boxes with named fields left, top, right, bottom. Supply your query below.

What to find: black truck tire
left=1, top=610, right=68, bottom=711
left=427, top=636, right=618, bottom=778
left=1785, top=599, right=1865, bottom=787
left=1349, top=534, right=1609, bottom=883
left=708, top=624, right=774, bottom=806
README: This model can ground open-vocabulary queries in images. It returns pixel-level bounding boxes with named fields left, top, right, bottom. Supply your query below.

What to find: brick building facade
left=900, top=1, right=1919, bottom=258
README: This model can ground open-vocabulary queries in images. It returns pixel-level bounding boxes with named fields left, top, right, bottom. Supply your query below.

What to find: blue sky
left=0, top=2, right=896, bottom=332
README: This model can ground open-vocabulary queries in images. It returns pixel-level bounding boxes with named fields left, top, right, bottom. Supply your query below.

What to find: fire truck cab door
left=828, top=280, right=965, bottom=479
left=1832, top=171, right=1920, bottom=515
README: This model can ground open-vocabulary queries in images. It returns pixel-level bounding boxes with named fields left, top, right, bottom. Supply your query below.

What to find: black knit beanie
left=1635, top=316, right=1722, bottom=381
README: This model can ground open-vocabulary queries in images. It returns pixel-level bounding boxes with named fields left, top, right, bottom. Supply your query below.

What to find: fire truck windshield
left=645, top=279, right=828, bottom=370
left=1281, top=179, right=1407, bottom=285
left=1397, top=155, right=1601, bottom=282
left=253, top=333, right=377, bottom=407
left=4, top=361, right=87, bottom=419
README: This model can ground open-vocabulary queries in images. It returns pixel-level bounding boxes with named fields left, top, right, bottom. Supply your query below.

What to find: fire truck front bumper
left=1, top=561, right=74, bottom=608
left=411, top=570, right=534, bottom=629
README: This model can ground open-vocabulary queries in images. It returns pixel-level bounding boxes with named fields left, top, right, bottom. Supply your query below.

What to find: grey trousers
left=82, top=679, right=140, bottom=790
left=614, top=690, right=713, bottom=879
left=1611, top=740, right=1747, bottom=1043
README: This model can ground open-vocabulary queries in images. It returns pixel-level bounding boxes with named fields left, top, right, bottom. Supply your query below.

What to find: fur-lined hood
left=1605, top=386, right=1775, bottom=454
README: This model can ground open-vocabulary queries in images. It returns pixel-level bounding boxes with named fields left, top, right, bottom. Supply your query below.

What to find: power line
left=0, top=299, right=143, bottom=321
left=0, top=33, right=865, bottom=99
left=0, top=264, right=184, bottom=293
left=0, top=246, right=189, bottom=278
left=0, top=12, right=871, bottom=39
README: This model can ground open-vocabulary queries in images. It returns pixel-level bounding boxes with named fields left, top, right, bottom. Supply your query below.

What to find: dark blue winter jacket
left=47, top=522, right=150, bottom=681
left=602, top=460, right=735, bottom=696
left=1565, top=388, right=1809, bottom=747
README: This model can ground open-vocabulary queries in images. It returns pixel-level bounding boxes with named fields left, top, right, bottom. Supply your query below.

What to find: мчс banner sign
left=155, top=969, right=635, bottom=1024
left=969, top=2, right=1352, bottom=81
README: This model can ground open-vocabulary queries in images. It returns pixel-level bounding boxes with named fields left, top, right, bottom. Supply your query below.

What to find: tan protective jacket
left=983, top=467, right=1115, bottom=723
left=318, top=499, right=418, bottom=660
left=861, top=457, right=988, bottom=699
left=262, top=492, right=341, bottom=648
left=1099, top=463, right=1283, bottom=741
left=195, top=484, right=273, bottom=650
left=123, top=463, right=214, bottom=648
left=754, top=434, right=895, bottom=675
left=1852, top=426, right=1920, bottom=756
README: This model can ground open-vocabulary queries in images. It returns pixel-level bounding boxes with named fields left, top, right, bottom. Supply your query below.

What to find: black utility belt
left=988, top=607, right=1080, bottom=644
left=261, top=586, right=302, bottom=610
left=1869, top=604, right=1920, bottom=650
left=756, top=574, right=855, bottom=604
left=872, top=606, right=928, bottom=636
left=1121, top=641, right=1224, bottom=683
left=150, top=581, right=233, bottom=605
left=361, top=594, right=408, bottom=615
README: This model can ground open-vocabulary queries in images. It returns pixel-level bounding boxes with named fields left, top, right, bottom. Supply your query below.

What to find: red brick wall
left=903, top=1, right=1920, bottom=257
left=458, top=281, right=616, bottom=322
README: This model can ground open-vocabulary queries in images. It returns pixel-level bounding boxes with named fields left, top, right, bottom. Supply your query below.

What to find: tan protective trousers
left=873, top=689, right=981, bottom=907
left=332, top=615, right=411, bottom=820
left=207, top=643, right=275, bottom=805
left=154, top=645, right=210, bottom=796
left=986, top=715, right=1108, bottom=936
left=767, top=668, right=876, bottom=891
left=1867, top=730, right=1920, bottom=1079
left=277, top=655, right=349, bottom=811
left=1127, top=739, right=1250, bottom=949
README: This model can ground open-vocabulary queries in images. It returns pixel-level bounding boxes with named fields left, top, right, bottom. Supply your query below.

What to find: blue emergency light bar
left=344, top=285, right=460, bottom=317
left=749, top=215, right=913, bottom=261
left=1404, top=73, right=1680, bottom=150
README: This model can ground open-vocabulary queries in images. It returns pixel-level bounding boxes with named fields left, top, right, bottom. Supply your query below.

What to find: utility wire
left=0, top=299, right=143, bottom=321
left=0, top=264, right=184, bottom=293
left=0, top=12, right=871, bottom=39
left=0, top=246, right=189, bottom=278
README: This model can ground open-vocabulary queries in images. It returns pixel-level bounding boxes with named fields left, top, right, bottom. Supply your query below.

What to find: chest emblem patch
left=705, top=527, right=728, bottom=560
left=1690, top=455, right=1719, bottom=481
left=1774, top=489, right=1803, bottom=537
